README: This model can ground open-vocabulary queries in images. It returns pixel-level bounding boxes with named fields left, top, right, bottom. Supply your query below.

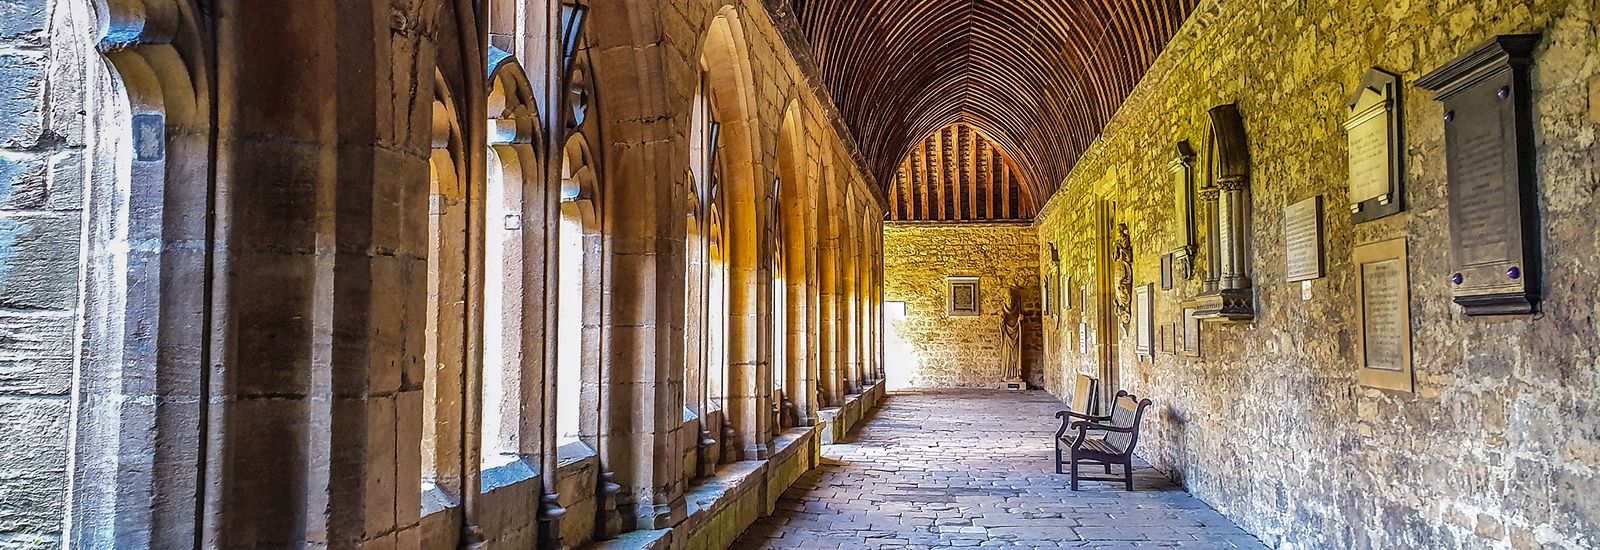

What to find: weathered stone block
left=0, top=397, right=69, bottom=534
left=364, top=395, right=398, bottom=536
left=0, top=214, right=81, bottom=309
left=0, top=0, right=46, bottom=46
left=0, top=51, right=45, bottom=148
left=45, top=149, right=82, bottom=211
left=0, top=152, right=46, bottom=209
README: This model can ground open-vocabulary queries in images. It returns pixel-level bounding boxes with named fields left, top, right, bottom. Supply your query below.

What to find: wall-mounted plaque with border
left=1134, top=284, right=1154, bottom=360
left=946, top=276, right=981, bottom=316
left=1160, top=253, right=1175, bottom=290
left=1284, top=195, right=1325, bottom=282
left=1345, top=68, right=1404, bottom=223
left=1354, top=238, right=1412, bottom=392
left=1170, top=140, right=1198, bottom=279
left=1418, top=34, right=1542, bottom=315
left=1181, top=307, right=1200, bottom=357
left=1079, top=321, right=1088, bottom=352
left=1061, top=275, right=1073, bottom=311
left=1042, top=269, right=1057, bottom=316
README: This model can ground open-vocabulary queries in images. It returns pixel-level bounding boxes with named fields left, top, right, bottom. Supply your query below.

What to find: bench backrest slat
left=1102, top=393, right=1149, bottom=453
left=1070, top=374, right=1097, bottom=415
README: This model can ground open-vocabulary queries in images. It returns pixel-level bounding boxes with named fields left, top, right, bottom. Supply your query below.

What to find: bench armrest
left=1073, top=420, right=1135, bottom=433
left=1068, top=422, right=1137, bottom=450
left=1055, top=410, right=1111, bottom=422
left=1056, top=411, right=1107, bottom=441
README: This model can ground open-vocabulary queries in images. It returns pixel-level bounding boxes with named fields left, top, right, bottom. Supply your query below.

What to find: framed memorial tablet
left=1345, top=68, right=1404, bottom=223
left=1354, top=238, right=1413, bottom=393
left=1417, top=34, right=1543, bottom=315
left=947, top=277, right=981, bottom=316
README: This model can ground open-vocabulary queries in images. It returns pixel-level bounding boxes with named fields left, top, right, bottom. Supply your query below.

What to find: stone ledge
left=593, top=384, right=887, bottom=549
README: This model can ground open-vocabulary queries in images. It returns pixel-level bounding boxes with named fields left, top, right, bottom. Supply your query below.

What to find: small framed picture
left=1134, top=284, right=1154, bottom=360
left=947, top=277, right=981, bottom=317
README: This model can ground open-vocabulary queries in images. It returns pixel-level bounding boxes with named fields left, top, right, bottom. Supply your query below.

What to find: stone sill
left=420, top=453, right=546, bottom=519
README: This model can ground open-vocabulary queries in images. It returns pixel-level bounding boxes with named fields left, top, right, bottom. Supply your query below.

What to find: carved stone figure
left=999, top=287, right=1024, bottom=386
left=1112, top=223, right=1134, bottom=328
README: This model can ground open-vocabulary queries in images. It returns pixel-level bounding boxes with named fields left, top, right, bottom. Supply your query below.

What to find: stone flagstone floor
left=732, top=390, right=1267, bottom=549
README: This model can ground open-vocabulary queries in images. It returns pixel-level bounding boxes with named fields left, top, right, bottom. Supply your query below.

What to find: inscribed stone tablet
left=1284, top=196, right=1324, bottom=282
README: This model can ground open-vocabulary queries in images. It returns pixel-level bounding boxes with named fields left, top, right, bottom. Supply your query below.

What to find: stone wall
left=1034, top=0, right=1600, bottom=547
left=884, top=223, right=1042, bottom=389
left=0, top=0, right=84, bottom=545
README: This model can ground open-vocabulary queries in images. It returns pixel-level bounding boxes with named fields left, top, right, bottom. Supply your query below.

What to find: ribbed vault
left=791, top=0, right=1198, bottom=204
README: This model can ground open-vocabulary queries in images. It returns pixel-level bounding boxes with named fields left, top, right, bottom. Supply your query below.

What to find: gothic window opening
left=423, top=83, right=467, bottom=492
left=553, top=46, right=604, bottom=450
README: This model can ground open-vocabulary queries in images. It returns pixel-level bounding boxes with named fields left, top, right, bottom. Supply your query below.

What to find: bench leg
left=1104, top=462, right=1112, bottom=475
left=1123, top=458, right=1134, bottom=491
left=1069, top=460, right=1080, bottom=491
left=1055, top=443, right=1064, bottom=474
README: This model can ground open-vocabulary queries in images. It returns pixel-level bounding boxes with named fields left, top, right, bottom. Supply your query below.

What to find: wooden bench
left=1056, top=390, right=1153, bottom=491
left=1053, top=374, right=1099, bottom=474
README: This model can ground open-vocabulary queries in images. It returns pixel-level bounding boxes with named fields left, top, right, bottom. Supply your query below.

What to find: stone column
left=841, top=216, right=859, bottom=396
left=816, top=185, right=839, bottom=407
left=586, top=4, right=686, bottom=524
left=800, top=162, right=822, bottom=423
left=200, top=2, right=452, bottom=545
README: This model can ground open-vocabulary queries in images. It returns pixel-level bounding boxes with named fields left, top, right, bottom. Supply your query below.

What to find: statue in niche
left=999, top=286, right=1024, bottom=389
left=1112, top=223, right=1134, bottom=329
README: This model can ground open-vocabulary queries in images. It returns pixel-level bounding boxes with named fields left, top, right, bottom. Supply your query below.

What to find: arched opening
left=552, top=42, right=604, bottom=452
left=423, top=74, right=468, bottom=492
left=775, top=102, right=810, bottom=426
left=481, top=56, right=542, bottom=464
left=706, top=205, right=728, bottom=413
left=841, top=194, right=860, bottom=395
left=66, top=2, right=213, bottom=545
left=556, top=134, right=601, bottom=446
left=699, top=6, right=766, bottom=461
left=768, top=176, right=787, bottom=432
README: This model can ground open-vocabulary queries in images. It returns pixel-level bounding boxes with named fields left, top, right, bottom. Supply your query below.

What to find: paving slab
left=732, top=390, right=1267, bottom=549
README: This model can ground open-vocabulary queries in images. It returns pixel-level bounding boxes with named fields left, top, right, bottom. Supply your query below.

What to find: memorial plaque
left=133, top=114, right=165, bottom=161
left=1417, top=34, right=1542, bottom=315
left=1160, top=253, right=1174, bottom=290
left=1061, top=275, right=1073, bottom=310
left=1181, top=307, right=1200, bottom=357
left=1134, top=284, right=1154, bottom=359
left=1355, top=238, right=1412, bottom=392
left=1042, top=269, right=1057, bottom=316
left=946, top=277, right=981, bottom=316
left=1284, top=196, right=1325, bottom=282
left=1345, top=68, right=1404, bottom=223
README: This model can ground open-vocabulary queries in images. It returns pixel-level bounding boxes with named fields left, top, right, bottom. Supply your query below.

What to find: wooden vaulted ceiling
left=791, top=0, right=1199, bottom=211
left=889, top=123, right=1033, bottom=222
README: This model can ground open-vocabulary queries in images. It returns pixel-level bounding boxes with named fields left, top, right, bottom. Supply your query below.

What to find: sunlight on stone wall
left=884, top=223, right=1042, bottom=389
left=1033, top=0, right=1600, bottom=546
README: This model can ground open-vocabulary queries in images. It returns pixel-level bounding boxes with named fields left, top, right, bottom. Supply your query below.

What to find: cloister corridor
left=732, top=391, right=1265, bottom=549
left=4, top=0, right=1599, bottom=548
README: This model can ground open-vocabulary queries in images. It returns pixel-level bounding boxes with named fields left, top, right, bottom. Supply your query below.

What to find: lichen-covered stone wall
left=1034, top=0, right=1600, bottom=547
left=884, top=223, right=1043, bottom=389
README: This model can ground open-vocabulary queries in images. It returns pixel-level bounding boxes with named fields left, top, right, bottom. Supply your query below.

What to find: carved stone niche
left=1416, top=34, right=1543, bottom=315
left=1186, top=104, right=1254, bottom=322
left=1169, top=140, right=1198, bottom=280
